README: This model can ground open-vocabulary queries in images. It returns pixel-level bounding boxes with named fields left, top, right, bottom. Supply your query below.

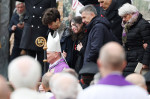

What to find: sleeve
left=8, top=15, right=15, bottom=36
left=140, top=22, right=150, bottom=66
left=86, top=24, right=105, bottom=62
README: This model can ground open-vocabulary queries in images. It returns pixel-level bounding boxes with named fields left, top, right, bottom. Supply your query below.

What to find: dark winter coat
left=100, top=0, right=123, bottom=44
left=8, top=12, right=25, bottom=60
left=16, top=0, right=56, bottom=51
left=80, top=16, right=118, bottom=74
left=70, top=31, right=88, bottom=73
left=78, top=0, right=99, bottom=5
left=123, top=14, right=150, bottom=76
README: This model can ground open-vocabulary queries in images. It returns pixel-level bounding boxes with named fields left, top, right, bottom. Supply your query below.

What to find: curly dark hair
left=42, top=8, right=60, bottom=25
left=70, top=16, right=86, bottom=41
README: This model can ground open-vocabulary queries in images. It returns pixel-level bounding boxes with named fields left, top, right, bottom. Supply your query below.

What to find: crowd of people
left=3, top=0, right=150, bottom=99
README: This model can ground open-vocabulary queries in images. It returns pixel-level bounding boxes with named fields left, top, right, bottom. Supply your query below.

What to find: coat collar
left=98, top=73, right=132, bottom=86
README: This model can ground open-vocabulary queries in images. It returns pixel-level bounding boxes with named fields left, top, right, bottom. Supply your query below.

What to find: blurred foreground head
left=8, top=55, right=41, bottom=89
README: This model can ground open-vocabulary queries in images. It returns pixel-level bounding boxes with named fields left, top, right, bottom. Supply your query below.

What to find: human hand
left=77, top=42, right=83, bottom=51
left=142, top=65, right=149, bottom=69
left=143, top=43, right=148, bottom=49
left=11, top=25, right=17, bottom=31
left=17, top=22, right=24, bottom=29
left=62, top=50, right=67, bottom=58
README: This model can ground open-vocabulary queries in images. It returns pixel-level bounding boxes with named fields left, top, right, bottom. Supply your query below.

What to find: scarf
left=121, top=12, right=139, bottom=46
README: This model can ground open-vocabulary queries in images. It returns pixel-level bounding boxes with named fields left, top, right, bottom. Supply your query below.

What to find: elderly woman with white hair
left=118, top=3, right=150, bottom=76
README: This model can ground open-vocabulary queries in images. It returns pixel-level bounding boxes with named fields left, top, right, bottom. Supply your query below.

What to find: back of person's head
left=79, top=5, right=97, bottom=16
left=63, top=68, right=78, bottom=78
left=42, top=72, right=53, bottom=91
left=98, top=42, right=126, bottom=76
left=118, top=3, right=138, bottom=17
left=8, top=55, right=41, bottom=89
left=50, top=73, right=78, bottom=99
left=0, top=75, right=11, bottom=99
left=42, top=8, right=60, bottom=25
left=126, top=73, right=147, bottom=90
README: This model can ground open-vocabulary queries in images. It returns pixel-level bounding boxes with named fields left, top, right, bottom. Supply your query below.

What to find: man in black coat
left=79, top=5, right=117, bottom=88
left=8, top=1, right=25, bottom=61
left=98, top=0, right=131, bottom=44
left=16, top=0, right=56, bottom=74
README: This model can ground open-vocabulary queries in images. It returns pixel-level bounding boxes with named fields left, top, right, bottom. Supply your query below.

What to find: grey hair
left=8, top=55, right=41, bottom=89
left=16, top=1, right=25, bottom=6
left=50, top=73, right=78, bottom=99
left=42, top=72, right=53, bottom=90
left=118, top=3, right=138, bottom=17
left=79, top=5, right=97, bottom=15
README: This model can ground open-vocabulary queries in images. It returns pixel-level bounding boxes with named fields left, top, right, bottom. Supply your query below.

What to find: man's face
left=47, top=51, right=56, bottom=64
left=81, top=11, right=94, bottom=25
left=16, top=3, right=25, bottom=14
left=98, top=0, right=112, bottom=10
left=48, top=19, right=60, bottom=31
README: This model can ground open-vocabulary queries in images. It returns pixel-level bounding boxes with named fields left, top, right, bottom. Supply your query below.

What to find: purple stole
left=98, top=74, right=132, bottom=86
left=50, top=96, right=55, bottom=99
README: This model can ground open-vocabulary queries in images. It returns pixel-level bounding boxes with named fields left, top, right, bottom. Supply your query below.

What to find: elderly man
left=79, top=5, right=117, bottom=87
left=46, top=32, right=69, bottom=73
left=8, top=55, right=47, bottom=99
left=8, top=1, right=25, bottom=61
left=50, top=72, right=79, bottom=99
left=0, top=75, right=11, bottom=99
left=78, top=42, right=149, bottom=99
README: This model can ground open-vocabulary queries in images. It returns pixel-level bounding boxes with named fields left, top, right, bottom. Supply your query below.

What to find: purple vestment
left=49, top=58, right=69, bottom=73
left=98, top=74, right=132, bottom=86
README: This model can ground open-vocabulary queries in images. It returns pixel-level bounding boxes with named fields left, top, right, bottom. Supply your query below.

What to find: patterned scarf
left=121, top=12, right=139, bottom=46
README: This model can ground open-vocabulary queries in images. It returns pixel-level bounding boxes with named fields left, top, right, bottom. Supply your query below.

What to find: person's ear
left=97, top=59, right=101, bottom=69
left=56, top=18, right=60, bottom=23
left=122, top=60, right=127, bottom=70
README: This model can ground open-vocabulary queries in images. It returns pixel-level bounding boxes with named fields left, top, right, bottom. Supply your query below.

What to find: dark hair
left=42, top=8, right=60, bottom=25
left=70, top=16, right=86, bottom=41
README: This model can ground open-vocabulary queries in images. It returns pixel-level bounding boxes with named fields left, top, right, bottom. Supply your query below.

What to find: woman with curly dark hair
left=70, top=16, right=88, bottom=74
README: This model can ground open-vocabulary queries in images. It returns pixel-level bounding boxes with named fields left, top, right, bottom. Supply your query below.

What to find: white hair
left=118, top=3, right=139, bottom=17
left=16, top=1, right=25, bottom=6
left=50, top=73, right=78, bottom=99
left=8, top=55, right=41, bottom=89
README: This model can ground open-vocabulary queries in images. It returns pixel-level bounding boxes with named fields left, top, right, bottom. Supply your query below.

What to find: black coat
left=78, top=0, right=99, bottom=5
left=70, top=31, right=88, bottom=73
left=16, top=0, right=56, bottom=51
left=83, top=16, right=118, bottom=69
left=8, top=12, right=24, bottom=47
left=123, top=14, right=150, bottom=76
left=100, top=0, right=123, bottom=44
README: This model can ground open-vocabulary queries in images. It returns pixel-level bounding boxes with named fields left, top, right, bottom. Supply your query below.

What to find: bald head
left=99, top=42, right=125, bottom=68
left=0, top=75, right=11, bottom=99
left=8, top=55, right=41, bottom=89
left=126, top=73, right=147, bottom=90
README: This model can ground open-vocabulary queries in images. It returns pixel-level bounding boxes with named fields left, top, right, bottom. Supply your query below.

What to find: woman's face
left=71, top=22, right=83, bottom=34
left=122, top=14, right=132, bottom=24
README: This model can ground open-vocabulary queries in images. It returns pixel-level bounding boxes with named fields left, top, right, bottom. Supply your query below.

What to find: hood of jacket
left=86, top=16, right=111, bottom=33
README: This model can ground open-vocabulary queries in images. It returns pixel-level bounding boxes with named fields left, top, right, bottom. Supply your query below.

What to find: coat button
left=39, top=17, right=41, bottom=19
left=38, top=26, right=40, bottom=28
left=33, top=15, right=35, bottom=18
left=40, top=7, right=42, bottom=9
left=33, top=6, right=36, bottom=8
left=31, top=25, right=34, bottom=27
